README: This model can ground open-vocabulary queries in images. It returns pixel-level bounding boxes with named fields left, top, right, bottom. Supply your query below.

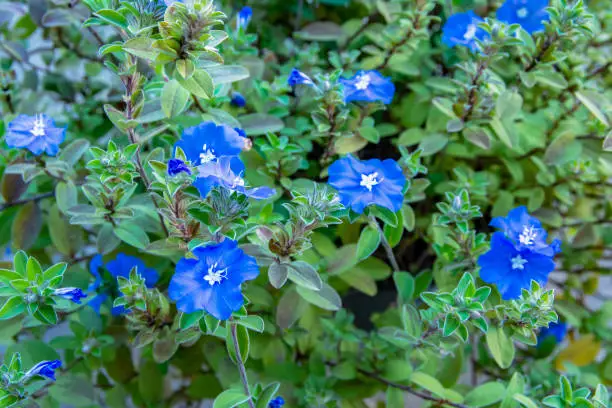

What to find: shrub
left=0, top=0, right=611, bottom=407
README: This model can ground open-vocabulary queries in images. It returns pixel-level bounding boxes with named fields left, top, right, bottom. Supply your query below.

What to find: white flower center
left=231, top=176, right=245, bottom=188
left=200, top=144, right=216, bottom=164
left=464, top=24, right=477, bottom=40
left=511, top=255, right=528, bottom=270
left=355, top=74, right=371, bottom=90
left=517, top=7, right=529, bottom=18
left=204, top=262, right=227, bottom=286
left=519, top=225, right=537, bottom=246
left=30, top=114, right=46, bottom=137
left=360, top=172, right=381, bottom=191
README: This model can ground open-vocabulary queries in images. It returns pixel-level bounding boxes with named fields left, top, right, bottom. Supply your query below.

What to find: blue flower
left=442, top=11, right=489, bottom=52
left=478, top=232, right=556, bottom=300
left=168, top=158, right=192, bottom=176
left=231, top=92, right=247, bottom=108
left=490, top=206, right=561, bottom=257
left=538, top=321, right=567, bottom=345
left=288, top=68, right=315, bottom=88
left=497, top=0, right=549, bottom=34
left=234, top=127, right=247, bottom=138
left=169, top=239, right=260, bottom=320
left=269, top=396, right=285, bottom=408
left=328, top=155, right=406, bottom=214
left=88, top=254, right=159, bottom=315
left=339, top=70, right=395, bottom=105
left=53, top=287, right=87, bottom=304
left=173, top=122, right=247, bottom=170
left=236, top=6, right=252, bottom=31
left=25, top=360, right=62, bottom=381
left=6, top=114, right=66, bottom=156
left=193, top=157, right=275, bottom=200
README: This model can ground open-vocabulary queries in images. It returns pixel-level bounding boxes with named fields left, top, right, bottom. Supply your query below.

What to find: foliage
left=0, top=0, right=611, bottom=406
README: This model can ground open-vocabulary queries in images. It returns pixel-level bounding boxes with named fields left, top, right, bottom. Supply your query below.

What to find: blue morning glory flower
left=53, top=287, right=87, bottom=304
left=236, top=6, right=252, bottom=31
left=497, top=0, right=549, bottom=34
left=442, top=11, right=489, bottom=52
left=490, top=206, right=561, bottom=257
left=538, top=321, right=567, bottom=345
left=269, top=396, right=285, bottom=408
left=193, top=156, right=275, bottom=200
left=173, top=122, right=247, bottom=170
left=88, top=254, right=159, bottom=315
left=478, top=232, right=556, bottom=300
left=169, top=239, right=260, bottom=320
left=328, top=155, right=406, bottom=214
left=24, top=360, right=62, bottom=381
left=168, top=158, right=192, bottom=176
left=339, top=70, right=395, bottom=105
left=231, top=92, right=247, bottom=108
left=288, top=68, right=315, bottom=88
left=6, top=114, right=66, bottom=156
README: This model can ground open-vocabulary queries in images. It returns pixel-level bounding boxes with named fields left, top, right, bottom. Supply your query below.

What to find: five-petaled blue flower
left=53, top=287, right=87, bottom=304
left=490, top=206, right=561, bottom=257
left=340, top=70, right=395, bottom=105
left=538, top=321, right=567, bottom=345
left=478, top=231, right=556, bottom=300
left=193, top=157, right=275, bottom=200
left=231, top=92, right=247, bottom=108
left=25, top=360, right=62, bottom=381
left=328, top=155, right=406, bottom=214
left=236, top=6, right=252, bottom=31
left=288, top=68, right=315, bottom=88
left=6, top=114, right=66, bottom=156
left=88, top=254, right=159, bottom=315
left=497, top=0, right=549, bottom=34
left=269, top=396, right=285, bottom=408
left=174, top=122, right=247, bottom=173
left=168, top=158, right=192, bottom=176
left=169, top=239, right=260, bottom=320
left=442, top=11, right=489, bottom=52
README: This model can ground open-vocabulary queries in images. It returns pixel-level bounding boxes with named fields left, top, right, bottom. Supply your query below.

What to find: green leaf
left=576, top=91, right=610, bottom=126
left=486, top=327, right=515, bottom=369
left=442, top=314, right=460, bottom=337
left=386, top=387, right=404, bottom=407
left=207, top=65, right=250, bottom=85
left=49, top=205, right=82, bottom=256
left=179, top=311, right=204, bottom=330
left=49, top=374, right=96, bottom=407
left=464, top=382, right=506, bottom=407
left=12, top=201, right=42, bottom=250
left=161, top=80, right=190, bottom=118
left=294, top=21, right=343, bottom=41
left=276, top=287, right=305, bottom=329
left=286, top=261, right=322, bottom=291
left=138, top=360, right=164, bottom=404
left=0, top=297, right=25, bottom=320
left=410, top=372, right=446, bottom=398
left=95, top=9, right=128, bottom=29
left=255, top=382, right=280, bottom=408
left=213, top=389, right=250, bottom=408
left=175, top=59, right=195, bottom=80
left=55, top=181, right=78, bottom=214
left=268, top=262, right=288, bottom=289
left=514, top=394, right=540, bottom=408
left=226, top=324, right=250, bottom=364
left=383, top=360, right=412, bottom=382
left=114, top=223, right=150, bottom=249
left=236, top=315, right=265, bottom=333
left=393, top=272, right=414, bottom=303
left=177, top=69, right=214, bottom=99
left=122, top=37, right=158, bottom=61
left=356, top=225, right=380, bottom=261
left=239, top=114, right=284, bottom=135
left=296, top=282, right=341, bottom=311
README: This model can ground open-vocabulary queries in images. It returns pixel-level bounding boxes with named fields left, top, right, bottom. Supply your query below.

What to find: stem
left=0, top=191, right=54, bottom=211
left=230, top=322, right=255, bottom=408
left=369, top=215, right=400, bottom=272
left=340, top=14, right=379, bottom=51
left=460, top=58, right=488, bottom=123
left=358, top=369, right=468, bottom=408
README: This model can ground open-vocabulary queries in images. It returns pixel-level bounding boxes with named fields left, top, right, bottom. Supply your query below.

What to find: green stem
left=369, top=215, right=400, bottom=272
left=230, top=322, right=255, bottom=408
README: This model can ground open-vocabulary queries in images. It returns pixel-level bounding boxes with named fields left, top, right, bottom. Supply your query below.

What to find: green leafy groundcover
left=0, top=0, right=611, bottom=407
